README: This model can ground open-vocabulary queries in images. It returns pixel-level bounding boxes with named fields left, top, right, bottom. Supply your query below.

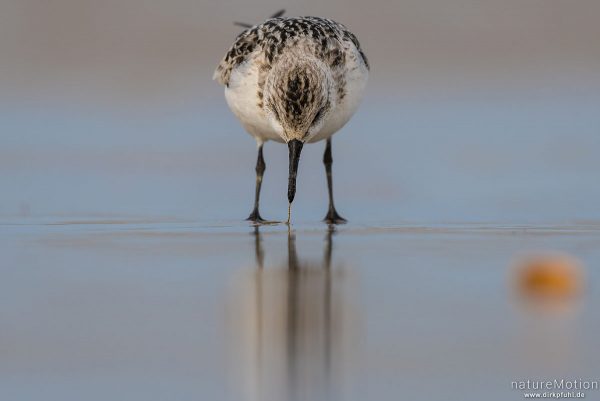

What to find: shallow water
left=2, top=218, right=599, bottom=400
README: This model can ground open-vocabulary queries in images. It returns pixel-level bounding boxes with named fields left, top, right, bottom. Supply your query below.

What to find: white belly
left=225, top=60, right=284, bottom=144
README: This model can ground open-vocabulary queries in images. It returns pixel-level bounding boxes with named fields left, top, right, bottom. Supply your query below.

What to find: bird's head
left=264, top=55, right=334, bottom=143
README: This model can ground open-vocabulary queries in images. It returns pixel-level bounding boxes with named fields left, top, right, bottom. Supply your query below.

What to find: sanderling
left=214, top=12, right=369, bottom=224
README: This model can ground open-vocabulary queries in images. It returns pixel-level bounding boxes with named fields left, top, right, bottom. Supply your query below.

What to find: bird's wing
left=213, top=26, right=262, bottom=86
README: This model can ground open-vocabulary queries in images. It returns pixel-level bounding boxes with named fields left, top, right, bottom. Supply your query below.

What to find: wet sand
left=2, top=218, right=599, bottom=401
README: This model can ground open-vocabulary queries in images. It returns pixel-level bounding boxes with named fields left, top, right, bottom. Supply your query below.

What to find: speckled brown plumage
left=214, top=16, right=369, bottom=106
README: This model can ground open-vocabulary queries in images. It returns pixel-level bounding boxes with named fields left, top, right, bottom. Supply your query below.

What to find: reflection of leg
left=251, top=226, right=264, bottom=395
left=247, top=144, right=266, bottom=223
left=287, top=228, right=299, bottom=270
left=324, top=226, right=335, bottom=269
left=252, top=226, right=264, bottom=269
left=323, top=139, right=347, bottom=224
left=324, top=226, right=334, bottom=389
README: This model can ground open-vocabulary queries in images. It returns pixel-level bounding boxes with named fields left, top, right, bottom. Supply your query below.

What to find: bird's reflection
left=227, top=227, right=360, bottom=401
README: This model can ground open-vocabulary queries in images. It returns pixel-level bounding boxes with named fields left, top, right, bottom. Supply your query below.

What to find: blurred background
left=2, top=2, right=600, bottom=401
left=1, top=0, right=599, bottom=222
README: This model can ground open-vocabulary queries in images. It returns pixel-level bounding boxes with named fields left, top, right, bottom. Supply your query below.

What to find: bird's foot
left=246, top=211, right=282, bottom=225
left=246, top=209, right=267, bottom=224
left=323, top=208, right=347, bottom=225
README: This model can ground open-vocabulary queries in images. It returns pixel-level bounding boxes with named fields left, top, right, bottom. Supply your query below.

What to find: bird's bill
left=287, top=139, right=304, bottom=221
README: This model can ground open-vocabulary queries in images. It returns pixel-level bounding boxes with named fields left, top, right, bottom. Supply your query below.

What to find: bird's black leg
left=247, top=144, right=266, bottom=223
left=323, top=139, right=347, bottom=224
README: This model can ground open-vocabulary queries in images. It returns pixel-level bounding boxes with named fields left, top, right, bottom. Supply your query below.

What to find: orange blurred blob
left=513, top=253, right=584, bottom=314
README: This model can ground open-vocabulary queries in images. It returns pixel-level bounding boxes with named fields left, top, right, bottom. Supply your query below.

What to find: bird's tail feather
left=233, top=9, right=285, bottom=29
